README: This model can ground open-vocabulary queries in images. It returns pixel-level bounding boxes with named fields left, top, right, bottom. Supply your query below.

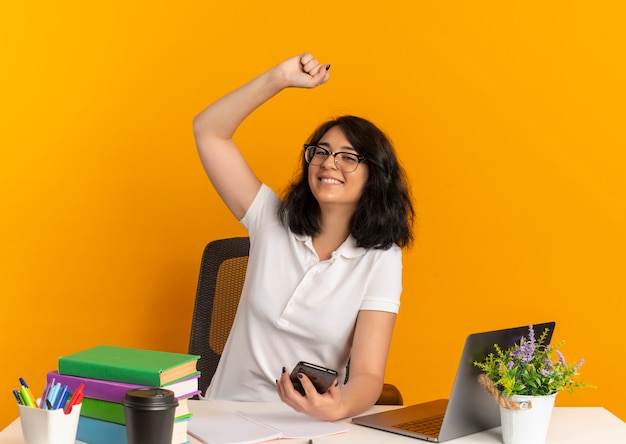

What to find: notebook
left=352, top=322, right=556, bottom=442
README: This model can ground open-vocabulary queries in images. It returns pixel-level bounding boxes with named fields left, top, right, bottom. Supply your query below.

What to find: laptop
left=352, top=322, right=556, bottom=442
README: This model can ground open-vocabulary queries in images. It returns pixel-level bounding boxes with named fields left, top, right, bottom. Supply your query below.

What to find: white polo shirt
left=205, top=184, right=403, bottom=401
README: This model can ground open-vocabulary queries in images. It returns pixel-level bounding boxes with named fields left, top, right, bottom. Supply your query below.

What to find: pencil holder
left=18, top=403, right=82, bottom=444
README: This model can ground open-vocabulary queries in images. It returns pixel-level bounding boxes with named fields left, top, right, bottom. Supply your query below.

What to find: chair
left=188, top=237, right=403, bottom=405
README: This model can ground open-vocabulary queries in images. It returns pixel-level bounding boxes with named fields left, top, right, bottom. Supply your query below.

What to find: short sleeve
left=240, top=184, right=282, bottom=237
left=359, top=245, right=403, bottom=313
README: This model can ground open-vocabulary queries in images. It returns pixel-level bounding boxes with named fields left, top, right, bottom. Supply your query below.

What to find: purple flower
left=528, top=325, right=536, bottom=345
left=511, top=336, right=535, bottom=362
left=556, top=350, right=566, bottom=365
left=574, top=358, right=584, bottom=371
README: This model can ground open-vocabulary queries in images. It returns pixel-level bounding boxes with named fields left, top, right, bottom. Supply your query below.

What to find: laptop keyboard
left=393, top=414, right=444, bottom=436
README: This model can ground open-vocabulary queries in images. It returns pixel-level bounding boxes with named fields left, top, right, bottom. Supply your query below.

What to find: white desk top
left=1, top=401, right=624, bottom=443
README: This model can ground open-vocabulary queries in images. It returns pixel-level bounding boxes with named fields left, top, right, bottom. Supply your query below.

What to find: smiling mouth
left=319, top=177, right=343, bottom=185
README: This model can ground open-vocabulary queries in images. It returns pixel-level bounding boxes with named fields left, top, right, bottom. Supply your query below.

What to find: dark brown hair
left=278, top=116, right=414, bottom=249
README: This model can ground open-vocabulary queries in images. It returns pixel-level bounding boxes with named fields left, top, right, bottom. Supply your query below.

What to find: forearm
left=193, top=66, right=287, bottom=143
left=191, top=69, right=283, bottom=219
left=336, top=310, right=397, bottom=419
left=336, top=372, right=384, bottom=419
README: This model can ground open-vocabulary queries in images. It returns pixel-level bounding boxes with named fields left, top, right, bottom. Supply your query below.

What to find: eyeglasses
left=303, top=144, right=367, bottom=173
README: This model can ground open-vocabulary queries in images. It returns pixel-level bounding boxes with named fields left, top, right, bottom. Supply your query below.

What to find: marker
left=19, top=377, right=38, bottom=407
left=19, top=385, right=36, bottom=407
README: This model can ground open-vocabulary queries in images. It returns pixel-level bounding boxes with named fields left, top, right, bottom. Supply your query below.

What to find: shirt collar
left=293, top=233, right=366, bottom=259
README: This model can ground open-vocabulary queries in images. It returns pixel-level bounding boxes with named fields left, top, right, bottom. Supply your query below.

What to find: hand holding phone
left=289, top=361, right=338, bottom=396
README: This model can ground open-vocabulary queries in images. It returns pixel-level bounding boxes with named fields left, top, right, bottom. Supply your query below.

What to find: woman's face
left=307, top=126, right=369, bottom=213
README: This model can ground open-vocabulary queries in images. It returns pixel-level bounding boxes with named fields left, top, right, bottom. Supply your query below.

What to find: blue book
left=77, top=416, right=127, bottom=444
left=77, top=415, right=191, bottom=444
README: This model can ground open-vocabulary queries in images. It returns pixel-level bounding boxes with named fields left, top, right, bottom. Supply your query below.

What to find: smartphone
left=289, top=361, right=338, bottom=396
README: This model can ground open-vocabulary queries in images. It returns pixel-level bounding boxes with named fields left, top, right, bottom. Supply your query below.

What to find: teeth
left=320, top=178, right=342, bottom=184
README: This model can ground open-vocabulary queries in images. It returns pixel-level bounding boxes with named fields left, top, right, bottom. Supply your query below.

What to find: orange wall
left=2, top=0, right=625, bottom=428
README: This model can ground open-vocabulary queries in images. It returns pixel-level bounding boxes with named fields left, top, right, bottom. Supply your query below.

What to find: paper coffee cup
left=122, top=388, right=178, bottom=444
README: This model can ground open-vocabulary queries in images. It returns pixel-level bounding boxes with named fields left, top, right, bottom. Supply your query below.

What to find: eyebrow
left=317, top=142, right=357, bottom=152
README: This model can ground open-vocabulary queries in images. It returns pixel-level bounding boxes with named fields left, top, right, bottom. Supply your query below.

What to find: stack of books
left=49, top=345, right=200, bottom=444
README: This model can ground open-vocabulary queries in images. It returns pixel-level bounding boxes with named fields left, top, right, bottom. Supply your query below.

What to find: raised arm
left=192, top=54, right=330, bottom=220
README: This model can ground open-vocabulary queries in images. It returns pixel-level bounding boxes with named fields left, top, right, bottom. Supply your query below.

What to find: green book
left=58, top=345, right=200, bottom=386
left=81, top=397, right=126, bottom=425
left=81, top=397, right=192, bottom=425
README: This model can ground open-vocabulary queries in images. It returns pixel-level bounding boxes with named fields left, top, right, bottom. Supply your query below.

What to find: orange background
left=2, top=0, right=625, bottom=429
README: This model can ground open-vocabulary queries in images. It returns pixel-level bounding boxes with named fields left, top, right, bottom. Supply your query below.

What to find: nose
left=320, top=152, right=338, bottom=170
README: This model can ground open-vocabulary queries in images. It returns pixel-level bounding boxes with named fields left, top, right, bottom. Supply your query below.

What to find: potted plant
left=474, top=325, right=592, bottom=444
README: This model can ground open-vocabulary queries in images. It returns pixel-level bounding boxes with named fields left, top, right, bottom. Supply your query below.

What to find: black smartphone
left=289, top=361, right=338, bottom=396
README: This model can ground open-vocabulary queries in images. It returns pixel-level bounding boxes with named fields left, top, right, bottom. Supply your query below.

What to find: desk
left=1, top=401, right=624, bottom=443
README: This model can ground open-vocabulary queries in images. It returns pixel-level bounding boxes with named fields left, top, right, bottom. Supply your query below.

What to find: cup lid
left=122, top=388, right=178, bottom=408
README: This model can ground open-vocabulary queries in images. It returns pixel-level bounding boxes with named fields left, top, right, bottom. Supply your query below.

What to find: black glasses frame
left=303, top=144, right=367, bottom=171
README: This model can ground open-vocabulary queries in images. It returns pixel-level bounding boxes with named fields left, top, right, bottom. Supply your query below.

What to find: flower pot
left=499, top=393, right=557, bottom=444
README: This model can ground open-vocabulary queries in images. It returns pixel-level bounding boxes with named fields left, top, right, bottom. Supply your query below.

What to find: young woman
left=193, top=53, right=414, bottom=421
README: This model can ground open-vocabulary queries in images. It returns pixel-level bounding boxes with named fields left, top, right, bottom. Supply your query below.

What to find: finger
left=300, top=53, right=314, bottom=67
left=277, top=371, right=307, bottom=412
left=302, top=56, right=324, bottom=75
left=308, top=65, right=330, bottom=86
left=296, top=372, right=317, bottom=396
left=276, top=375, right=294, bottom=403
left=275, top=378, right=283, bottom=397
left=279, top=367, right=298, bottom=396
left=326, top=378, right=340, bottom=396
left=307, top=62, right=321, bottom=76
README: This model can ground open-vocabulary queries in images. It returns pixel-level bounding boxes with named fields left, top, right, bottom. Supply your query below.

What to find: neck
left=312, top=206, right=353, bottom=260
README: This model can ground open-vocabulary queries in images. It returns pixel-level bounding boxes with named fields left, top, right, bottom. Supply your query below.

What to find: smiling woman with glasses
left=193, top=53, right=414, bottom=422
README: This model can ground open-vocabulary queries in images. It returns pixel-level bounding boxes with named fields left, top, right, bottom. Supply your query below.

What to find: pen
left=54, top=385, right=69, bottom=410
left=42, top=378, right=55, bottom=410
left=40, top=382, right=51, bottom=410
left=12, top=389, right=23, bottom=405
left=64, top=383, right=84, bottom=415
left=46, top=382, right=61, bottom=409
